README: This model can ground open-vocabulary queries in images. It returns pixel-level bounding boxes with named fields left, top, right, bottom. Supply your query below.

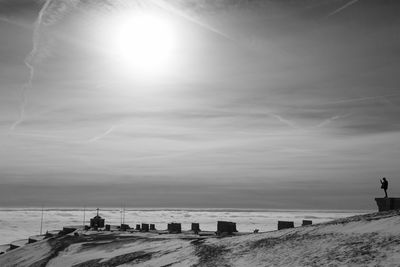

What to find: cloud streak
left=327, top=0, right=360, bottom=17
left=326, top=94, right=400, bottom=105
left=149, top=0, right=232, bottom=41
left=9, top=0, right=81, bottom=131
left=0, top=15, right=30, bottom=29
left=10, top=0, right=56, bottom=131
left=88, top=125, right=117, bottom=143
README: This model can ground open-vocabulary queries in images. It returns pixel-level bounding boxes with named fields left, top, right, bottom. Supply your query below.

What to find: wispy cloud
left=0, top=15, right=28, bottom=28
left=10, top=0, right=81, bottom=131
left=327, top=94, right=400, bottom=105
left=314, top=113, right=351, bottom=129
left=149, top=0, right=232, bottom=40
left=269, top=113, right=299, bottom=130
left=88, top=125, right=116, bottom=143
left=327, top=0, right=360, bottom=17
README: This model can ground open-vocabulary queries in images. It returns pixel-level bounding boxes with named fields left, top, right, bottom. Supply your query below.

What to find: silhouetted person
left=380, top=177, right=388, bottom=198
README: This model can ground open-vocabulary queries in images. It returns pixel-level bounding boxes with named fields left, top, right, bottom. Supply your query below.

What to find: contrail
left=149, top=0, right=232, bottom=41
left=8, top=0, right=231, bottom=132
left=10, top=0, right=79, bottom=131
left=10, top=0, right=53, bottom=131
left=327, top=93, right=400, bottom=105
left=88, top=125, right=116, bottom=143
left=269, top=113, right=299, bottom=130
left=314, top=113, right=352, bottom=128
left=315, top=115, right=342, bottom=128
left=327, top=0, right=360, bottom=17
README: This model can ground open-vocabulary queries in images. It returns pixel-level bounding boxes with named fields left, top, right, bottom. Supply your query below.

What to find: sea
left=0, top=208, right=370, bottom=244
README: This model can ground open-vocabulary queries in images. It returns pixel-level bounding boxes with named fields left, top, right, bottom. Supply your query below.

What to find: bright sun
left=104, top=12, right=177, bottom=77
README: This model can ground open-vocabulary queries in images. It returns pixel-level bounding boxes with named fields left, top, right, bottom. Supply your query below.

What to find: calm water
left=0, top=208, right=369, bottom=244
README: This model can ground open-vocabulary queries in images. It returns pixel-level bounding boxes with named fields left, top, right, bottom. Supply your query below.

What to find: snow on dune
left=0, top=239, right=53, bottom=267
left=47, top=233, right=199, bottom=267
left=1, top=210, right=400, bottom=266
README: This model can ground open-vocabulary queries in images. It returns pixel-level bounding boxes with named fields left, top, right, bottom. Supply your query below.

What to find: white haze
left=0, top=208, right=367, bottom=244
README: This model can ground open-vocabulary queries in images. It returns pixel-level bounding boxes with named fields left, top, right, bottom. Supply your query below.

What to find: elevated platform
left=375, top=198, right=400, bottom=212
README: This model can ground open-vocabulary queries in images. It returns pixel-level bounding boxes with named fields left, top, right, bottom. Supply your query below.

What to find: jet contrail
left=10, top=0, right=53, bottom=131
left=314, top=113, right=352, bottom=128
left=328, top=94, right=400, bottom=105
left=88, top=125, right=116, bottom=143
left=269, top=113, right=299, bottom=130
left=10, top=0, right=80, bottom=131
left=148, top=0, right=232, bottom=41
left=8, top=0, right=231, bottom=132
left=327, top=0, right=360, bottom=17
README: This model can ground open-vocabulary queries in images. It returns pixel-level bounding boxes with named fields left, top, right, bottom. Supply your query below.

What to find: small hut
left=191, top=223, right=200, bottom=233
left=90, top=208, right=105, bottom=229
left=168, top=223, right=182, bottom=234
left=278, top=221, right=294, bottom=230
left=217, top=221, right=237, bottom=234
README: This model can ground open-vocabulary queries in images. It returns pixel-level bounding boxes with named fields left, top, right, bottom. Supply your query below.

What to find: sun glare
left=103, top=11, right=177, bottom=78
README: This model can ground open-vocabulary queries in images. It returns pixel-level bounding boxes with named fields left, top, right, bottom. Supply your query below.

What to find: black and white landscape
left=0, top=0, right=400, bottom=266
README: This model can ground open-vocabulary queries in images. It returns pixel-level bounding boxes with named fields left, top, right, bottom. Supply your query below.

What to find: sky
left=0, top=0, right=399, bottom=210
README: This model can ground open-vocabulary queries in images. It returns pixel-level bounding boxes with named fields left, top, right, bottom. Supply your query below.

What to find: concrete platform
left=375, top=198, right=400, bottom=212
